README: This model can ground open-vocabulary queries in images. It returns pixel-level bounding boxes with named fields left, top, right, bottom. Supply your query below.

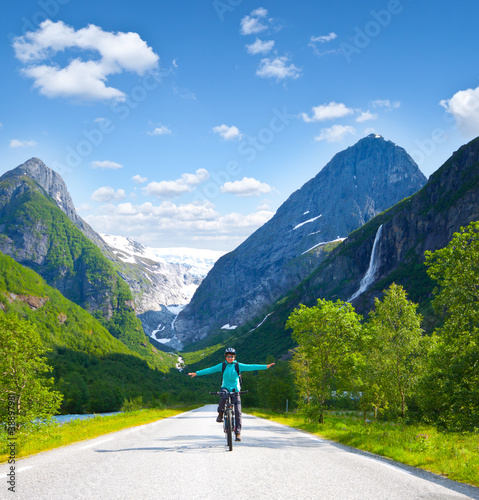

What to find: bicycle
left=209, top=389, right=248, bottom=451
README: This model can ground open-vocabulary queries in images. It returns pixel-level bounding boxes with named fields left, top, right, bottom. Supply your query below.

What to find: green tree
left=422, top=222, right=479, bottom=430
left=286, top=299, right=362, bottom=423
left=365, top=283, right=425, bottom=419
left=88, top=379, right=123, bottom=413
left=57, top=372, right=89, bottom=414
left=256, top=360, right=297, bottom=412
left=0, top=313, right=62, bottom=429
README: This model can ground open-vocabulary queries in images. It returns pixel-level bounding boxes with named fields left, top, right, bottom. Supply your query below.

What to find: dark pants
left=218, top=391, right=242, bottom=434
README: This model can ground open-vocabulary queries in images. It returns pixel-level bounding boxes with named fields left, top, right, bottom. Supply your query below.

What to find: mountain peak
left=1, top=158, right=106, bottom=249
left=5, top=157, right=75, bottom=219
left=174, top=135, right=428, bottom=343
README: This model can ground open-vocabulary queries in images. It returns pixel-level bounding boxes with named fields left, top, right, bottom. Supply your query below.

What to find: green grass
left=0, top=407, right=197, bottom=462
left=246, top=409, right=479, bottom=487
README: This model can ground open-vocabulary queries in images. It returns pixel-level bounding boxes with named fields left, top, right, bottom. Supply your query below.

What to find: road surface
left=1, top=405, right=478, bottom=499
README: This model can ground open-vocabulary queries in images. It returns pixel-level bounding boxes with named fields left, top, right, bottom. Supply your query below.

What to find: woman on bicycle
left=188, top=347, right=274, bottom=441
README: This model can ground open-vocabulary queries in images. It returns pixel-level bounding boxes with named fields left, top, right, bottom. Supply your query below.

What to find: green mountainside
left=0, top=252, right=178, bottom=413
left=0, top=168, right=165, bottom=365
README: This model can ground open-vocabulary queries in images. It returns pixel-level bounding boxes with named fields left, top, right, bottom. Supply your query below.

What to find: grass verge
left=246, top=409, right=479, bottom=487
left=0, top=407, right=197, bottom=463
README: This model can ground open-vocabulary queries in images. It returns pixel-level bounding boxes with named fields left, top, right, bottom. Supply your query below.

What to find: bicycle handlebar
left=209, top=390, right=249, bottom=396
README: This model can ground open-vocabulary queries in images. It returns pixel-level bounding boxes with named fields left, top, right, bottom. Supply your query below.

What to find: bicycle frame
left=209, top=390, right=248, bottom=451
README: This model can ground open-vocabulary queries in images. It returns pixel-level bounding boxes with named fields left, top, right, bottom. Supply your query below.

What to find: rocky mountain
left=100, top=234, right=223, bottom=349
left=0, top=158, right=223, bottom=350
left=0, top=161, right=131, bottom=319
left=5, top=157, right=108, bottom=250
left=174, top=134, right=427, bottom=344
left=101, top=234, right=223, bottom=311
left=224, top=135, right=479, bottom=362
left=304, top=135, right=479, bottom=312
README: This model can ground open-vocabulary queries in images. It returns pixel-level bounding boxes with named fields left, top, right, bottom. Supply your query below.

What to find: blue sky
left=1, top=0, right=478, bottom=251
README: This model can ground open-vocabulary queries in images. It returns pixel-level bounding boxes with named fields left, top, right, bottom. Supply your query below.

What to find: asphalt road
left=1, top=405, right=478, bottom=500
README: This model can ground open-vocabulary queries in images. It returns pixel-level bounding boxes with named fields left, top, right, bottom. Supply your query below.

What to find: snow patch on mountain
left=293, top=214, right=322, bottom=230
left=101, top=234, right=224, bottom=277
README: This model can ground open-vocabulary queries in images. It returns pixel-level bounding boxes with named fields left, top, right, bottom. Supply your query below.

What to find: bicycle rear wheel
left=226, top=408, right=233, bottom=451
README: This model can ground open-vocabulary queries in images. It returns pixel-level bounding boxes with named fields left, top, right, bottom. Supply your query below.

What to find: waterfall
left=348, top=224, right=383, bottom=302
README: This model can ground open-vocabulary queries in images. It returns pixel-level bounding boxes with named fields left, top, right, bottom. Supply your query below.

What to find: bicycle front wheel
left=226, top=408, right=233, bottom=451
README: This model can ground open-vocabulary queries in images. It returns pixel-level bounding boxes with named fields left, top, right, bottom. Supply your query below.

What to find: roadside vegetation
left=246, top=409, right=479, bottom=488
left=0, top=407, right=195, bottom=462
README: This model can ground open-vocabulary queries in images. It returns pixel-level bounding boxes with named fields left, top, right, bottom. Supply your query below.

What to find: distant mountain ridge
left=100, top=234, right=223, bottom=349
left=101, top=233, right=224, bottom=304
left=174, top=134, right=428, bottom=344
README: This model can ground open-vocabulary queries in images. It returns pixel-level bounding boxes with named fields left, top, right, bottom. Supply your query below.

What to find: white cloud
left=257, top=199, right=272, bottom=211
left=246, top=38, right=275, bottom=55
left=440, top=86, right=479, bottom=135
left=356, top=110, right=378, bottom=123
left=9, top=139, right=37, bottom=148
left=12, top=20, right=159, bottom=102
left=144, top=169, right=209, bottom=198
left=148, top=125, right=171, bottom=136
left=301, top=102, right=353, bottom=122
left=314, top=125, right=356, bottom=143
left=132, top=174, right=147, bottom=184
left=251, top=7, right=268, bottom=17
left=371, top=99, right=400, bottom=110
left=91, top=186, right=126, bottom=202
left=91, top=160, right=123, bottom=170
left=85, top=200, right=274, bottom=248
left=173, top=86, right=196, bottom=100
left=310, top=33, right=337, bottom=43
left=309, top=33, right=340, bottom=56
left=256, top=57, right=301, bottom=81
left=220, top=177, right=273, bottom=197
left=212, top=124, right=242, bottom=141
left=240, top=8, right=269, bottom=35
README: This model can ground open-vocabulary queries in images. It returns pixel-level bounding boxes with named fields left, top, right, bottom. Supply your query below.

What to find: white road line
left=17, top=466, right=33, bottom=473
left=81, top=437, right=114, bottom=449
left=1, top=466, right=33, bottom=478
left=129, top=426, right=146, bottom=433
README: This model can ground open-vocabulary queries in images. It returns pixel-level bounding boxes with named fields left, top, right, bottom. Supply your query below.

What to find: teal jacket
left=196, top=361, right=268, bottom=391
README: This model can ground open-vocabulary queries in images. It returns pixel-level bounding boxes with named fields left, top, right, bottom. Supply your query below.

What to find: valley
left=1, top=134, right=479, bottom=421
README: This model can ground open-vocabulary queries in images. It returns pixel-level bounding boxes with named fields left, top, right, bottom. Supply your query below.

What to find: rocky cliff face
left=299, top=136, right=479, bottom=313
left=174, top=134, right=428, bottom=343
left=4, top=157, right=107, bottom=250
